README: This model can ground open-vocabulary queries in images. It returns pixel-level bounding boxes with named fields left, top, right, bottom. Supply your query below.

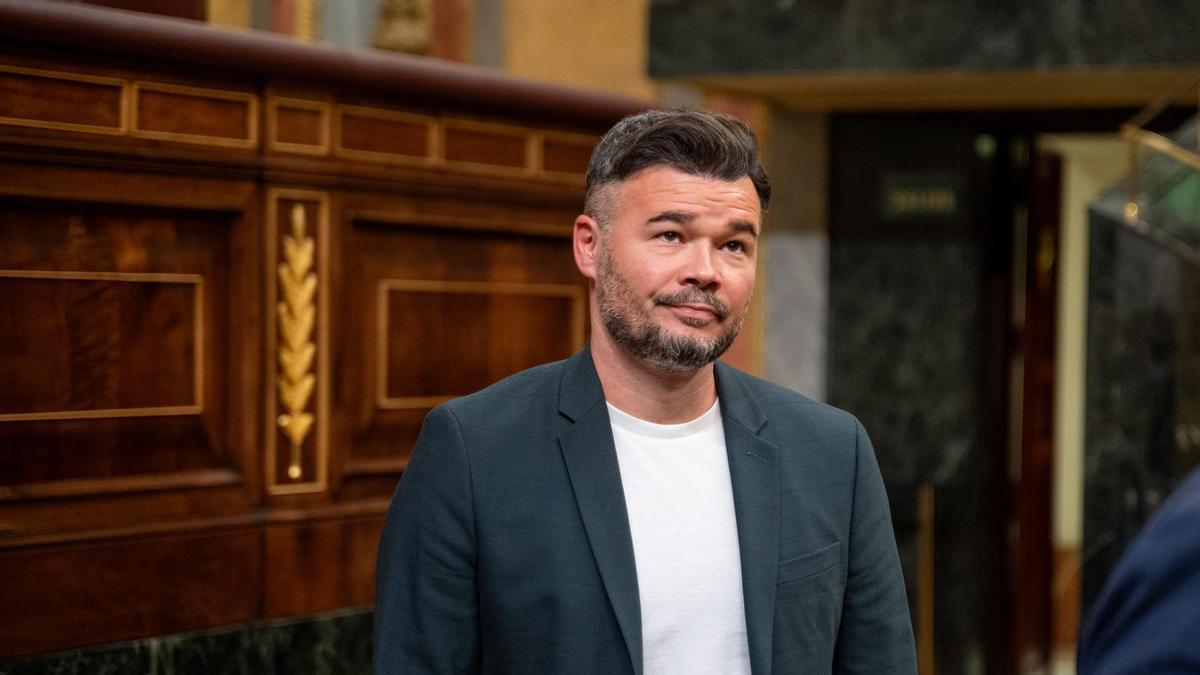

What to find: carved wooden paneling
left=0, top=203, right=235, bottom=500
left=335, top=104, right=436, bottom=164
left=337, top=213, right=586, bottom=492
left=0, top=272, right=201, bottom=419
left=264, top=515, right=383, bottom=618
left=265, top=189, right=330, bottom=495
left=443, top=119, right=532, bottom=171
left=267, top=96, right=330, bottom=155
left=543, top=131, right=599, bottom=176
left=0, top=65, right=126, bottom=135
left=0, top=2, right=637, bottom=656
left=131, top=82, right=258, bottom=148
left=376, top=279, right=583, bottom=409
left=0, top=528, right=262, bottom=656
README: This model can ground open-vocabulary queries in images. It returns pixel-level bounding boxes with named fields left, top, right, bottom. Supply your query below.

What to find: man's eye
left=724, top=241, right=745, bottom=253
left=659, top=232, right=680, bottom=242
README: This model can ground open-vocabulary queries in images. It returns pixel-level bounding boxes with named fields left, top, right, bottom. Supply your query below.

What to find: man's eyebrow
left=646, top=211, right=695, bottom=225
left=731, top=220, right=759, bottom=238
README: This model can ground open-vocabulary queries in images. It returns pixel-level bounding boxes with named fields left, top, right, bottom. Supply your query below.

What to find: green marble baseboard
left=0, top=607, right=372, bottom=675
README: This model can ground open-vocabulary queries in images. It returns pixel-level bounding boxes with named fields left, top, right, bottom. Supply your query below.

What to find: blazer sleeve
left=834, top=418, right=917, bottom=674
left=375, top=405, right=480, bottom=674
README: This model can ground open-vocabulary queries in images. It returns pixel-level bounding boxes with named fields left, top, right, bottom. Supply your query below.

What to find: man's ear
left=573, top=214, right=600, bottom=281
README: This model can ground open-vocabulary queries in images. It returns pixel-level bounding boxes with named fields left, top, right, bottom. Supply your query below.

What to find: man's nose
left=681, top=244, right=719, bottom=288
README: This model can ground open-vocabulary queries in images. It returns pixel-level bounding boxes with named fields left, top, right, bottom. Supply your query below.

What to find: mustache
left=652, top=287, right=730, bottom=320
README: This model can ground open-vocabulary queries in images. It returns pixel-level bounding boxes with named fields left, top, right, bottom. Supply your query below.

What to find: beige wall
left=1037, top=134, right=1126, bottom=552
left=1037, top=134, right=1125, bottom=675
left=504, top=0, right=657, bottom=101
left=207, top=0, right=252, bottom=28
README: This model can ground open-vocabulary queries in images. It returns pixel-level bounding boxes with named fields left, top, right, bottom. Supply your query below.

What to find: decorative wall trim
left=333, top=103, right=439, bottom=165
left=0, top=468, right=241, bottom=502
left=441, top=117, right=536, bottom=176
left=540, top=129, right=600, bottom=178
left=0, top=63, right=128, bottom=135
left=0, top=269, right=204, bottom=422
left=374, top=279, right=586, bottom=410
left=130, top=81, right=259, bottom=148
left=266, top=96, right=331, bottom=156
left=265, top=189, right=330, bottom=495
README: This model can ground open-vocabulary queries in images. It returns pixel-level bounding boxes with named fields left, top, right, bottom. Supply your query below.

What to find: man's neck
left=589, top=329, right=718, bottom=425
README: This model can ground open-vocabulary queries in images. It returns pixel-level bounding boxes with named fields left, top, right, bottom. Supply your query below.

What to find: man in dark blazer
left=375, top=109, right=916, bottom=674
left=1077, top=465, right=1200, bottom=674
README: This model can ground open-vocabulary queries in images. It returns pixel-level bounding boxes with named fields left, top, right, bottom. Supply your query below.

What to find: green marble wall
left=649, top=0, right=1200, bottom=76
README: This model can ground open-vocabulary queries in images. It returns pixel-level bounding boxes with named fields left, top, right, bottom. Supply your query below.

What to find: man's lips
left=663, top=303, right=721, bottom=321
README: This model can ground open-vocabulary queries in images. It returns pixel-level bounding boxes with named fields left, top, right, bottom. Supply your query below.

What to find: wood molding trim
left=0, top=0, right=648, bottom=127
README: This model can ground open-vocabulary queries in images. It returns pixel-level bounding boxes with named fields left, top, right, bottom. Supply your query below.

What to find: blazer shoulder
left=723, top=363, right=860, bottom=434
left=439, top=358, right=566, bottom=427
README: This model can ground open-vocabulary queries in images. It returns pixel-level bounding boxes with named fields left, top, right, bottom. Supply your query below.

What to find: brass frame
left=130, top=81, right=259, bottom=149
left=264, top=188, right=330, bottom=495
left=1121, top=75, right=1200, bottom=223
left=0, top=64, right=128, bottom=136
left=266, top=95, right=331, bottom=156
left=0, top=269, right=204, bottom=422
left=374, top=278, right=586, bottom=410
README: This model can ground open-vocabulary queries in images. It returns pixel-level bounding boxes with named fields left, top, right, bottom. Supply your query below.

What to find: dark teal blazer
left=375, top=349, right=916, bottom=674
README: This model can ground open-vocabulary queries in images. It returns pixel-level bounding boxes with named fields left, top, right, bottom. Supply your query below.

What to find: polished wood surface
left=0, top=1, right=640, bottom=657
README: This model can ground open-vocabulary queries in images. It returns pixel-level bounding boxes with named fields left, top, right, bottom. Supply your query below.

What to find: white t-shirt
left=607, top=399, right=752, bottom=675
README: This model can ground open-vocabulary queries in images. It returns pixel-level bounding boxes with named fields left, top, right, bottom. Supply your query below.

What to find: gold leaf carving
left=277, top=300, right=315, bottom=352
left=276, top=201, right=317, bottom=482
left=278, top=411, right=314, bottom=449
left=279, top=343, right=316, bottom=383
left=283, top=236, right=314, bottom=280
left=279, top=271, right=317, bottom=310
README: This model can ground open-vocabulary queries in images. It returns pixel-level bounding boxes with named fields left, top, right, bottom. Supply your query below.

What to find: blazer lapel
left=557, top=350, right=644, bottom=675
left=716, top=362, right=780, bottom=675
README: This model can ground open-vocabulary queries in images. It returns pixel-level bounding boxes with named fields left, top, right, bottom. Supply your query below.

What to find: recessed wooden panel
left=0, top=65, right=125, bottom=135
left=542, top=134, right=597, bottom=175
left=0, top=529, right=261, bottom=657
left=443, top=120, right=529, bottom=169
left=336, top=105, right=433, bottom=161
left=378, top=281, right=582, bottom=406
left=0, top=203, right=232, bottom=493
left=132, top=82, right=257, bottom=148
left=268, top=97, right=329, bottom=155
left=341, top=219, right=585, bottom=486
left=0, top=273, right=200, bottom=418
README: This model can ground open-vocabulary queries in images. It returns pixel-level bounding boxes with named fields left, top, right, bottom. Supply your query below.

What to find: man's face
left=589, top=166, right=760, bottom=372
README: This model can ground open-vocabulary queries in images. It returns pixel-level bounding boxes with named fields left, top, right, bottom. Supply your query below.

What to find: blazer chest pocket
left=777, top=541, right=840, bottom=585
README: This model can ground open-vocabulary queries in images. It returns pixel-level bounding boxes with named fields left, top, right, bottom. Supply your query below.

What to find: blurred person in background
left=1077, top=466, right=1200, bottom=674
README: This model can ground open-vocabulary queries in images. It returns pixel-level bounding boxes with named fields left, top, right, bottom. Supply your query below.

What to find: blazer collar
left=714, top=360, right=768, bottom=433
left=557, top=347, right=605, bottom=422
left=715, top=361, right=780, bottom=675
left=557, top=347, right=643, bottom=674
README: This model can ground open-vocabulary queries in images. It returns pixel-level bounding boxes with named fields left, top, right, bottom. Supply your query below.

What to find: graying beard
left=599, top=299, right=737, bottom=373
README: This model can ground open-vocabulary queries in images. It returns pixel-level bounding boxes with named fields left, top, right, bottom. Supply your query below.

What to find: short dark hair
left=584, top=108, right=771, bottom=227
